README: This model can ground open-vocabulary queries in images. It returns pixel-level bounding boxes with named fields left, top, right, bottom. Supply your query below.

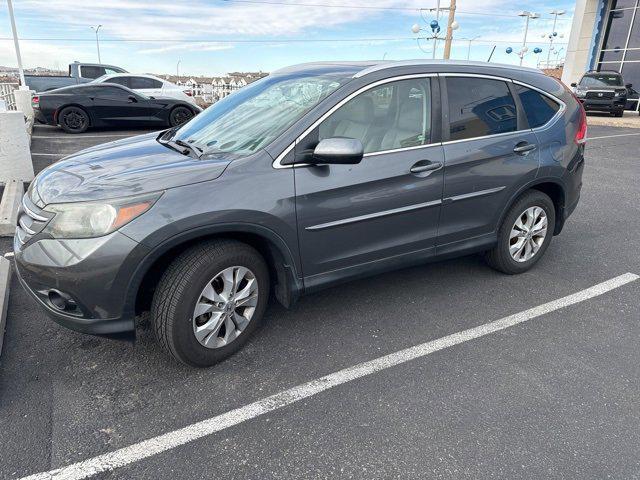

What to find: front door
left=293, top=76, right=444, bottom=288
left=437, top=75, right=541, bottom=251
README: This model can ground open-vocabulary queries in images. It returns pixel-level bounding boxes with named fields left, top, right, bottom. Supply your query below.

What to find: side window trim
left=273, top=73, right=439, bottom=169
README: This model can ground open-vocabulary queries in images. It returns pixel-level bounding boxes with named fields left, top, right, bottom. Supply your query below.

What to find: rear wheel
left=484, top=190, right=555, bottom=274
left=58, top=106, right=89, bottom=133
left=169, top=106, right=194, bottom=127
left=614, top=110, right=624, bottom=117
left=151, top=240, right=270, bottom=367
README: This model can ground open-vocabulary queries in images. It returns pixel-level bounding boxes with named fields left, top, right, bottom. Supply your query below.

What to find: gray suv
left=14, top=60, right=586, bottom=367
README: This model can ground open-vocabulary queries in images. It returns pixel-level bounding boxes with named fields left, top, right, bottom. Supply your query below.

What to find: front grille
left=586, top=91, right=615, bottom=99
left=15, top=194, right=52, bottom=246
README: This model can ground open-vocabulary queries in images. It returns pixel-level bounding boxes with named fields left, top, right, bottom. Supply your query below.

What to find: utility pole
left=443, top=0, right=457, bottom=60
left=466, top=35, right=480, bottom=60
left=432, top=0, right=441, bottom=59
left=91, top=25, right=102, bottom=64
left=7, top=0, right=26, bottom=86
left=177, top=60, right=181, bottom=78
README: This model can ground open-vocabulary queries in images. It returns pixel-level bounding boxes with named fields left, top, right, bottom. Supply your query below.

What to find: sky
left=0, top=0, right=576, bottom=76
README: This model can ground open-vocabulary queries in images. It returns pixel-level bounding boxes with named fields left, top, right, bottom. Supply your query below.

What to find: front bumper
left=579, top=97, right=626, bottom=111
left=13, top=230, right=148, bottom=335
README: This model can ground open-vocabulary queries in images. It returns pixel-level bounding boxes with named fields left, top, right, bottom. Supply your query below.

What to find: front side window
left=515, top=85, right=560, bottom=128
left=318, top=77, right=432, bottom=154
left=447, top=77, right=517, bottom=141
left=105, top=76, right=130, bottom=87
left=174, top=73, right=347, bottom=157
left=97, top=86, right=132, bottom=100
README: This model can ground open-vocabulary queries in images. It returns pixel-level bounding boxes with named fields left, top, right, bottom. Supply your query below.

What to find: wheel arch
left=126, top=224, right=303, bottom=320
left=497, top=178, right=567, bottom=236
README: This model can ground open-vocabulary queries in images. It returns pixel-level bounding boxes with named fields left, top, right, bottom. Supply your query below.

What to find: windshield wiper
left=158, top=137, right=203, bottom=159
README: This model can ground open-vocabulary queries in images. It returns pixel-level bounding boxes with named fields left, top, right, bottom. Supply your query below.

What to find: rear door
left=293, top=75, right=445, bottom=287
left=437, top=74, right=541, bottom=253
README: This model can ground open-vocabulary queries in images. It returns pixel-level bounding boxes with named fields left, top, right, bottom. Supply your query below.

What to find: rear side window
left=446, top=77, right=517, bottom=141
left=130, top=77, right=163, bottom=89
left=515, top=85, right=561, bottom=128
left=107, top=77, right=130, bottom=87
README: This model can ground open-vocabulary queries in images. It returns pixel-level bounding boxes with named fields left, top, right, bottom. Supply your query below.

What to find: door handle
left=513, top=142, right=537, bottom=155
left=410, top=161, right=443, bottom=174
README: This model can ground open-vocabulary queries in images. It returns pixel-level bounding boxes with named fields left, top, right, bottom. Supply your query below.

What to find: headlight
left=575, top=89, right=586, bottom=97
left=42, top=192, right=162, bottom=239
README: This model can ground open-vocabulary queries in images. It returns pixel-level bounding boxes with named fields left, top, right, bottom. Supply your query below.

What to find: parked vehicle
left=625, top=85, right=639, bottom=113
left=571, top=70, right=631, bottom=116
left=15, top=60, right=586, bottom=367
left=32, top=83, right=201, bottom=133
left=25, top=61, right=127, bottom=92
left=91, top=73, right=197, bottom=106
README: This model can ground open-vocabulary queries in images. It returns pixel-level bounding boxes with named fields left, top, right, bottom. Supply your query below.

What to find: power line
left=219, top=0, right=572, bottom=20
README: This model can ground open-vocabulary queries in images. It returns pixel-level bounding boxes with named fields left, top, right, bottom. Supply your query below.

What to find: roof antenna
left=487, top=45, right=496, bottom=62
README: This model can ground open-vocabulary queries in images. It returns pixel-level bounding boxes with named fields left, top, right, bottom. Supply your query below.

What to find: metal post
left=520, top=15, right=530, bottom=66
left=433, top=0, right=441, bottom=59
left=7, top=0, right=26, bottom=86
left=91, top=25, right=102, bottom=64
left=177, top=60, right=181, bottom=78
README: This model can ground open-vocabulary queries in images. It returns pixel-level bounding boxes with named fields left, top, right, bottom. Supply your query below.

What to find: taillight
left=575, top=102, right=587, bottom=145
left=31, top=95, right=39, bottom=108
left=184, top=90, right=192, bottom=97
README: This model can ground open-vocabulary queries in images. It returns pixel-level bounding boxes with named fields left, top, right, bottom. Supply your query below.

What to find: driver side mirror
left=312, top=138, right=363, bottom=165
left=570, top=82, right=577, bottom=87
left=127, top=95, right=138, bottom=103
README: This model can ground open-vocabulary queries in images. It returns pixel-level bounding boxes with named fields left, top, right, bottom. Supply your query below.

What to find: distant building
left=563, top=0, right=640, bottom=87
left=164, top=72, right=267, bottom=104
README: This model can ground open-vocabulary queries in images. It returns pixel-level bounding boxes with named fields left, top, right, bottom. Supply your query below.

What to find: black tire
left=151, top=240, right=270, bottom=367
left=169, top=106, right=194, bottom=127
left=484, top=190, right=556, bottom=275
left=614, top=110, right=624, bottom=117
left=58, top=106, right=89, bottom=133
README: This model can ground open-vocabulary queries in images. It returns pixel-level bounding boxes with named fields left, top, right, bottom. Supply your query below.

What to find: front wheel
left=151, top=240, right=270, bottom=367
left=484, top=190, right=555, bottom=275
left=169, top=106, right=194, bottom=127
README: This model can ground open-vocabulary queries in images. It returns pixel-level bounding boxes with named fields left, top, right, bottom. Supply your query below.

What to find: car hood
left=32, top=131, right=231, bottom=206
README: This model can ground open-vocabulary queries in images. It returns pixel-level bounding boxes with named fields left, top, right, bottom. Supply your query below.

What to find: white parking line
left=587, top=132, right=640, bottom=140
left=20, top=272, right=639, bottom=480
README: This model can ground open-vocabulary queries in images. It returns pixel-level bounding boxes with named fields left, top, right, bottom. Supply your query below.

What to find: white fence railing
left=0, top=83, right=18, bottom=111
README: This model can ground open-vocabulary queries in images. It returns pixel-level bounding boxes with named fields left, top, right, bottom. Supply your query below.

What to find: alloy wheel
left=192, top=266, right=259, bottom=349
left=509, top=206, right=548, bottom=262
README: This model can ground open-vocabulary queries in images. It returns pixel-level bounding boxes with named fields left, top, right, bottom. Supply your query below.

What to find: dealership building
left=563, top=0, right=640, bottom=87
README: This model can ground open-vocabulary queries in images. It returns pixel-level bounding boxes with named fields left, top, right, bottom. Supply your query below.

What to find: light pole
left=517, top=11, right=539, bottom=66
left=7, top=0, right=25, bottom=86
left=545, top=9, right=565, bottom=68
left=466, top=35, right=480, bottom=60
left=176, top=60, right=181, bottom=78
left=91, top=25, right=102, bottom=63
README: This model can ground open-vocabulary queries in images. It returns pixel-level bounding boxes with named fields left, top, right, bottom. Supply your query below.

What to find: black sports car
left=32, top=83, right=202, bottom=133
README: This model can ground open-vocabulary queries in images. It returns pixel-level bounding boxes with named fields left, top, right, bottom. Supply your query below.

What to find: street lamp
left=177, top=60, right=181, bottom=78
left=90, top=25, right=103, bottom=64
left=516, top=11, right=539, bottom=66
left=545, top=9, right=565, bottom=68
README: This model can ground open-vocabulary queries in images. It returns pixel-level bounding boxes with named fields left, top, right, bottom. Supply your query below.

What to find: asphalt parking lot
left=1, top=123, right=640, bottom=479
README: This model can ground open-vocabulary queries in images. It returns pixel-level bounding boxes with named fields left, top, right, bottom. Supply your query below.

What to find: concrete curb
left=0, top=256, right=10, bottom=357
left=0, top=180, right=23, bottom=237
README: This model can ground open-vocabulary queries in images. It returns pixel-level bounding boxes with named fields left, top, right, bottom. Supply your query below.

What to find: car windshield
left=579, top=74, right=623, bottom=87
left=173, top=73, right=347, bottom=157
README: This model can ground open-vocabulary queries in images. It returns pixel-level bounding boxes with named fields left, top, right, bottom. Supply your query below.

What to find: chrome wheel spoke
left=509, top=205, right=548, bottom=263
left=192, top=265, right=259, bottom=349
